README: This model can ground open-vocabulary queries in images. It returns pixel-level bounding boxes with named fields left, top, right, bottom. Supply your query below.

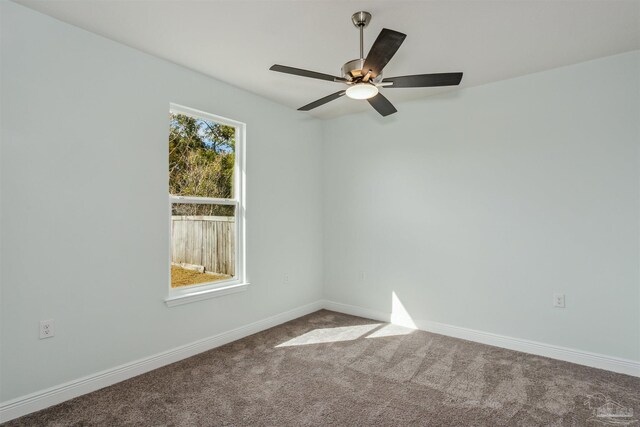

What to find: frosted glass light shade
left=346, top=83, right=379, bottom=100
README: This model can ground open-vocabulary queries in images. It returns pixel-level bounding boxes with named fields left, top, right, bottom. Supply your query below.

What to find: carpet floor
left=4, top=310, right=639, bottom=426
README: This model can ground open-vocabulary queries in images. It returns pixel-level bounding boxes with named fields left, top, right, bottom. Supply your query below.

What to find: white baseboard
left=3, top=298, right=638, bottom=423
left=0, top=300, right=324, bottom=423
left=324, top=300, right=391, bottom=323
left=323, top=300, right=640, bottom=378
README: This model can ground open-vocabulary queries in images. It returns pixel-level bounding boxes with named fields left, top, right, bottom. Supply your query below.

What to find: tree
left=169, top=113, right=235, bottom=216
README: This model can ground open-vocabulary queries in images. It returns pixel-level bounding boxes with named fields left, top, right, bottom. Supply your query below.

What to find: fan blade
left=298, top=91, right=346, bottom=111
left=270, top=64, right=346, bottom=82
left=383, top=72, right=463, bottom=88
left=362, top=29, right=407, bottom=78
left=367, top=93, right=397, bottom=117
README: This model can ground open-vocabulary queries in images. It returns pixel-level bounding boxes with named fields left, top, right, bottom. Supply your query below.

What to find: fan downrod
left=343, top=11, right=380, bottom=83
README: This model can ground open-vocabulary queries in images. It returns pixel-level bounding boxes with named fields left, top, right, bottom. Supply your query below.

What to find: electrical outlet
left=39, top=319, right=55, bottom=339
left=360, top=271, right=366, bottom=281
left=553, top=293, right=565, bottom=308
left=283, top=273, right=289, bottom=284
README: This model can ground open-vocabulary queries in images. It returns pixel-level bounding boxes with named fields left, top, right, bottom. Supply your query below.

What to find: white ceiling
left=15, top=0, right=640, bottom=119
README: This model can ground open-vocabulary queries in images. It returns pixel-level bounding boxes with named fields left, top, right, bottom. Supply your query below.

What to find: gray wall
left=2, top=0, right=639, bottom=406
left=322, top=51, right=640, bottom=361
left=0, top=2, right=323, bottom=401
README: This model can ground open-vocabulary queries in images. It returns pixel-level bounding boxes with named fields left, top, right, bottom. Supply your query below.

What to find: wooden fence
left=171, top=216, right=235, bottom=276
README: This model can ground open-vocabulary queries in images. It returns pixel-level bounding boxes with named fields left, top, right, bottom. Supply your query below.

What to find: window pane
left=171, top=203, right=236, bottom=288
left=169, top=112, right=235, bottom=199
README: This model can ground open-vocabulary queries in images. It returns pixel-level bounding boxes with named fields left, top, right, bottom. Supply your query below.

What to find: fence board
left=171, top=216, right=235, bottom=276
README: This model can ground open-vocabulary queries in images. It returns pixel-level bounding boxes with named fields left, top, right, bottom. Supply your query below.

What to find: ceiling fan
left=269, top=11, right=463, bottom=117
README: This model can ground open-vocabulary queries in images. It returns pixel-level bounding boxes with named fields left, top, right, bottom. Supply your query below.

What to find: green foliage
left=169, top=113, right=236, bottom=216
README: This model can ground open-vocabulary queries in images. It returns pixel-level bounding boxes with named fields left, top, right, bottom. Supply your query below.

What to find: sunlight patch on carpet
left=276, top=324, right=382, bottom=347
left=366, top=323, right=415, bottom=338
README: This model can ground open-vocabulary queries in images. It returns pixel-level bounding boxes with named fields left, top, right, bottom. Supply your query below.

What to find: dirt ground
left=171, top=265, right=230, bottom=288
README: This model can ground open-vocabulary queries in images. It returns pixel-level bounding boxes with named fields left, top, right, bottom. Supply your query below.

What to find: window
left=167, top=104, right=245, bottom=305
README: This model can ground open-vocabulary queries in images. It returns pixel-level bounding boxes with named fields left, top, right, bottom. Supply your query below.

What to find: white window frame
left=165, top=104, right=247, bottom=307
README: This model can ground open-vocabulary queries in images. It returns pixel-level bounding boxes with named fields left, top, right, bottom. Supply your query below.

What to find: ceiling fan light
left=346, top=83, right=379, bottom=100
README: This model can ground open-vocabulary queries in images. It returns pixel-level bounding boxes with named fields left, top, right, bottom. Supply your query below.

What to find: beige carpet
left=4, top=310, right=640, bottom=426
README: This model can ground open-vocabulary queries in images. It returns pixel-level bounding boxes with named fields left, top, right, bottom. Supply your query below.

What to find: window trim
left=165, top=104, right=247, bottom=307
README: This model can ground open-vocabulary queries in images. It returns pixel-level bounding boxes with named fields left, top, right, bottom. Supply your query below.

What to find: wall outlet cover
left=553, top=293, right=566, bottom=308
left=39, top=319, right=55, bottom=339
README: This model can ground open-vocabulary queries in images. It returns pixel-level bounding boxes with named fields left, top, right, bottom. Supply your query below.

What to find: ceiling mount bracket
left=351, top=11, right=371, bottom=28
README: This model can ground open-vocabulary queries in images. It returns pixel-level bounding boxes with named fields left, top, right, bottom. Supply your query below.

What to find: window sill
left=165, top=282, right=249, bottom=307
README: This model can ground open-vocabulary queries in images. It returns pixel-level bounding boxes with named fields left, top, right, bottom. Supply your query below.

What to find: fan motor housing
left=341, top=59, right=383, bottom=82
